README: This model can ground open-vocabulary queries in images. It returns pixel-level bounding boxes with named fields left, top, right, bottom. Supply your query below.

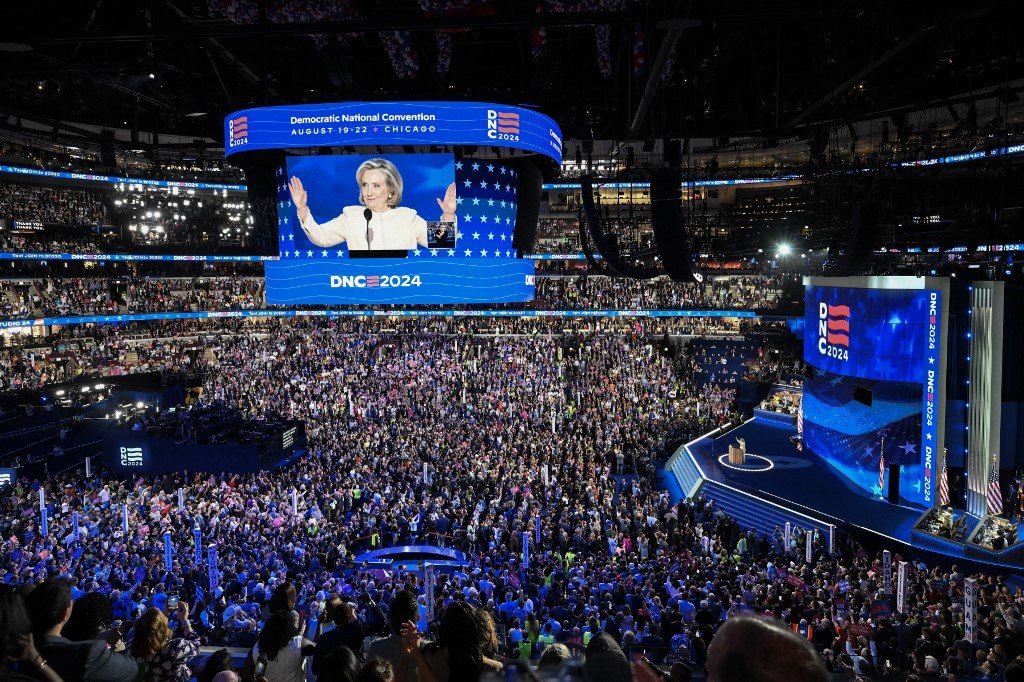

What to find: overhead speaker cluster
left=650, top=168, right=698, bottom=283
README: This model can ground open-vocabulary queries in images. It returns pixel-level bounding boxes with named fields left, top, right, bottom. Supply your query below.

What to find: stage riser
left=698, top=480, right=832, bottom=540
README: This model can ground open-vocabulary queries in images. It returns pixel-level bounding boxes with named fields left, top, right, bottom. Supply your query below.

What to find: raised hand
left=401, top=620, right=419, bottom=655
left=436, top=182, right=457, bottom=219
left=289, top=177, right=309, bottom=219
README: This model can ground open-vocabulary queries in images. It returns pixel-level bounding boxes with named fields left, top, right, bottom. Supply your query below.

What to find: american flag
left=987, top=456, right=1003, bottom=515
left=938, top=455, right=950, bottom=507
left=795, top=406, right=804, bottom=451
left=878, top=440, right=886, bottom=493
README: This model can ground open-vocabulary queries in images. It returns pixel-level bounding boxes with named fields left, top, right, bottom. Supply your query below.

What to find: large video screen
left=264, top=154, right=535, bottom=304
left=803, top=284, right=943, bottom=505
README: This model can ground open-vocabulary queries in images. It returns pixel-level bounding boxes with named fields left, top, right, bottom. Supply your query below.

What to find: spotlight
left=81, top=386, right=90, bottom=393
left=55, top=390, right=65, bottom=396
left=777, top=243, right=792, bottom=257
left=136, top=402, right=144, bottom=409
left=95, top=384, right=105, bottom=390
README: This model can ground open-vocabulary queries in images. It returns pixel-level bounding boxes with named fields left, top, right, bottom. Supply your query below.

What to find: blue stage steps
left=696, top=479, right=832, bottom=540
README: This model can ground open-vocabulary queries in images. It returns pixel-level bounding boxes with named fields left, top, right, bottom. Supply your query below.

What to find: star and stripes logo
left=495, top=111, right=520, bottom=135
left=119, top=446, right=144, bottom=467
left=824, top=304, right=851, bottom=348
left=817, top=302, right=851, bottom=361
left=228, top=116, right=248, bottom=140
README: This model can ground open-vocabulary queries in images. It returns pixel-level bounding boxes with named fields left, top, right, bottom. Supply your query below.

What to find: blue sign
left=224, top=101, right=563, bottom=165
left=207, top=545, right=219, bottom=590
left=193, top=528, right=202, bottom=564
left=40, top=507, right=48, bottom=537
left=541, top=175, right=804, bottom=190
left=0, top=307, right=758, bottom=330
left=0, top=253, right=276, bottom=262
left=163, top=532, right=173, bottom=571
left=0, top=164, right=246, bottom=192
left=0, top=468, right=14, bottom=488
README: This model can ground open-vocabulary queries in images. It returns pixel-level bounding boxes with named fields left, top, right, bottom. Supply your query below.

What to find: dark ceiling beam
left=0, top=8, right=861, bottom=44
left=3, top=12, right=639, bottom=43
left=162, top=0, right=279, bottom=101
left=0, top=107, right=118, bottom=144
left=627, top=19, right=700, bottom=139
left=783, top=24, right=934, bottom=131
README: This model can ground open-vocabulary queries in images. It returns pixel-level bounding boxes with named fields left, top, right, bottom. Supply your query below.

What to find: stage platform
left=675, top=416, right=1024, bottom=570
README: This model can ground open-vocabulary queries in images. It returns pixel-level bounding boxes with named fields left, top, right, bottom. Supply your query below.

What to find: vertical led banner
left=784, top=522, right=791, bottom=555
left=522, top=532, right=530, bottom=568
left=805, top=530, right=813, bottom=563
left=920, top=289, right=942, bottom=505
left=71, top=511, right=79, bottom=542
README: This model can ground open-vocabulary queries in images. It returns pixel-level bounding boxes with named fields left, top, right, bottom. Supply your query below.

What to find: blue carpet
left=657, top=466, right=686, bottom=502
left=688, top=418, right=922, bottom=542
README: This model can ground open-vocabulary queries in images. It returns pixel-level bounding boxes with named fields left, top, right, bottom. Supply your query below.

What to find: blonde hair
left=131, top=607, right=171, bottom=658
left=356, top=158, right=404, bottom=208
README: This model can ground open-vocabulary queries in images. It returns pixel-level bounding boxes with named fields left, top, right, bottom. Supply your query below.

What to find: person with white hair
left=289, top=158, right=456, bottom=251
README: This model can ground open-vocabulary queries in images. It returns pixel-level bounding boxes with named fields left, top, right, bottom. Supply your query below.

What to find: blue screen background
left=802, top=284, right=943, bottom=506
left=267, top=155, right=533, bottom=305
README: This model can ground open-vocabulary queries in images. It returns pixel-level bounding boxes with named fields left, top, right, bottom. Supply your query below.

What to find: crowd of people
left=534, top=276, right=793, bottom=311
left=0, top=315, right=779, bottom=393
left=0, top=183, right=108, bottom=227
left=0, top=317, right=1019, bottom=681
left=125, top=278, right=266, bottom=315
left=0, top=274, right=796, bottom=322
left=0, top=233, right=113, bottom=256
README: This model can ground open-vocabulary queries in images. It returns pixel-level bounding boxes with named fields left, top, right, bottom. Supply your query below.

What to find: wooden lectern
left=728, top=437, right=747, bottom=465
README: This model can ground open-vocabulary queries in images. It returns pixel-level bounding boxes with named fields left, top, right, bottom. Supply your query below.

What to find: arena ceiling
left=0, top=1, right=1021, bottom=152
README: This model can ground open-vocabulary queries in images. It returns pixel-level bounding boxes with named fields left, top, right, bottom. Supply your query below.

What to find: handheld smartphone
left=253, top=657, right=268, bottom=680
left=166, top=594, right=180, bottom=612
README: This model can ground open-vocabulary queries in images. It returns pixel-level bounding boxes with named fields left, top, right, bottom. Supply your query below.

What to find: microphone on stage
left=363, top=208, right=373, bottom=249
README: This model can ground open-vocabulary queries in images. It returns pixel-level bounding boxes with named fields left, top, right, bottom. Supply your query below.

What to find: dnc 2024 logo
left=486, top=110, right=520, bottom=142
left=817, top=302, right=850, bottom=361
left=227, top=116, right=249, bottom=148
left=119, top=446, right=144, bottom=467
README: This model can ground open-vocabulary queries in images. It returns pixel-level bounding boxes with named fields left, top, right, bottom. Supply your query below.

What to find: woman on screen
left=289, top=158, right=457, bottom=251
